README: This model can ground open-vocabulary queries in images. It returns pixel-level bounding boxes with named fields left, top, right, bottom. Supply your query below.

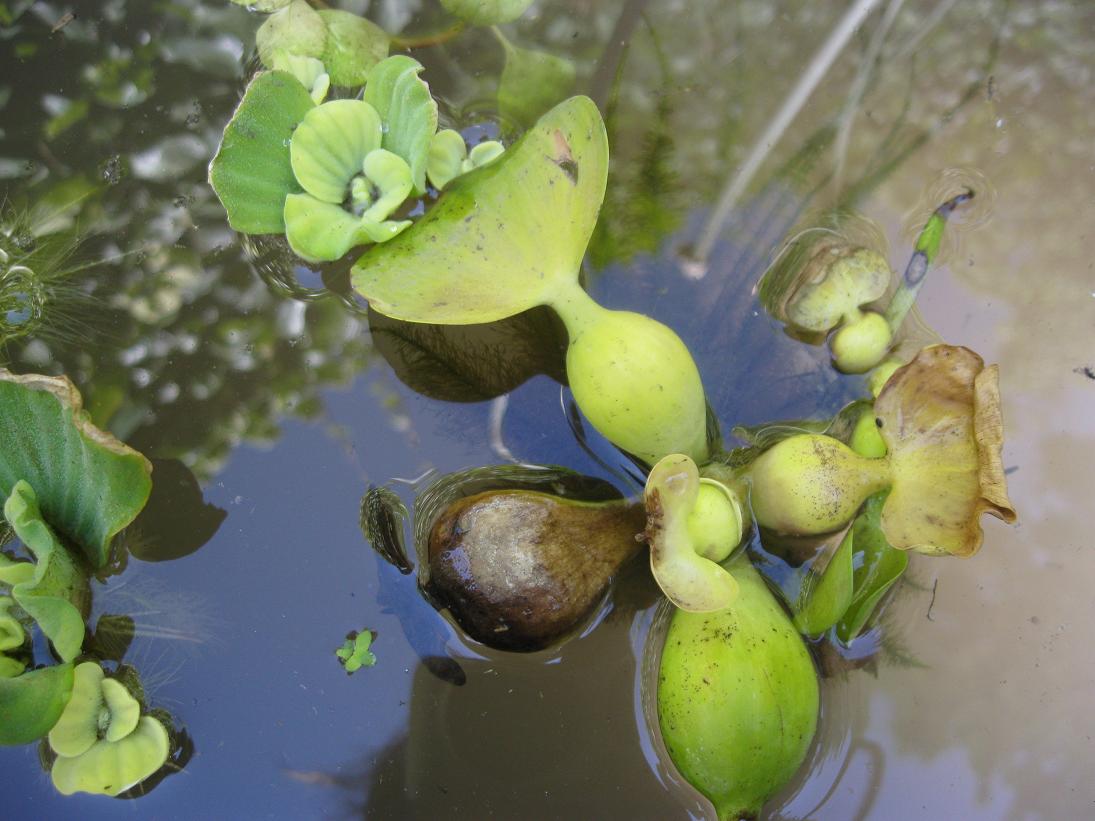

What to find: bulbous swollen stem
left=549, top=282, right=709, bottom=466
left=829, top=308, right=893, bottom=374
left=746, top=433, right=891, bottom=536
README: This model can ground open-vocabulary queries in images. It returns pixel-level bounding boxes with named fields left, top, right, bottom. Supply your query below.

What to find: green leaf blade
left=0, top=371, right=152, bottom=569
left=209, top=70, right=316, bottom=234
left=317, top=9, right=390, bottom=87
left=3, top=482, right=89, bottom=662
left=440, top=0, right=533, bottom=25
left=793, top=528, right=854, bottom=638
left=352, top=95, right=608, bottom=325
left=836, top=492, right=909, bottom=642
left=498, top=41, right=576, bottom=129
left=363, top=56, right=439, bottom=195
left=0, top=662, right=75, bottom=746
left=256, top=0, right=327, bottom=68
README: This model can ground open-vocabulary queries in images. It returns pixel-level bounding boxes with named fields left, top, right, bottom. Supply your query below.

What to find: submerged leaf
left=208, top=70, right=315, bottom=234
left=876, top=345, right=1017, bottom=556
left=229, top=0, right=290, bottom=9
left=368, top=304, right=566, bottom=403
left=836, top=492, right=908, bottom=642
left=352, top=96, right=608, bottom=324
left=440, top=0, right=533, bottom=24
left=643, top=455, right=741, bottom=613
left=363, top=56, right=438, bottom=195
left=317, top=9, right=389, bottom=87
left=0, top=371, right=152, bottom=569
left=793, top=526, right=853, bottom=637
left=0, top=662, right=74, bottom=746
left=2, top=482, right=88, bottom=662
left=256, top=0, right=327, bottom=68
left=784, top=244, right=890, bottom=333
left=360, top=485, right=411, bottom=574
left=497, top=36, right=576, bottom=129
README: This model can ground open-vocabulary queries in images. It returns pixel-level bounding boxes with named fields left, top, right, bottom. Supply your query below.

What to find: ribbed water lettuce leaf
left=0, top=662, right=74, bottom=746
left=208, top=70, right=316, bottom=234
left=0, top=370, right=152, bottom=569
left=1, top=482, right=89, bottom=661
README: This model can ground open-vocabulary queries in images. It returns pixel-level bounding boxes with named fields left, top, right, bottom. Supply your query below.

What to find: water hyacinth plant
left=746, top=344, right=1017, bottom=555
left=203, top=8, right=1020, bottom=818
left=761, top=191, right=975, bottom=373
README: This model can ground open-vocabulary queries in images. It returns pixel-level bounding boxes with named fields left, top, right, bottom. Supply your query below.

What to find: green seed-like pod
left=747, top=433, right=890, bottom=535
left=657, top=552, right=820, bottom=821
left=555, top=287, right=708, bottom=466
left=829, top=309, right=893, bottom=374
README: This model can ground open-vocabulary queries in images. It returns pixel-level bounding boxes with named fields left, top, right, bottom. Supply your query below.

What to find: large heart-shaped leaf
left=351, top=96, right=608, bottom=324
left=1, top=482, right=89, bottom=662
left=0, top=370, right=152, bottom=569
left=875, top=345, right=1017, bottom=556
left=208, top=71, right=316, bottom=234
left=0, top=662, right=74, bottom=746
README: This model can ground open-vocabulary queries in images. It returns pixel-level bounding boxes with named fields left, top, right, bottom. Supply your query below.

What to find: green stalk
left=883, top=189, right=973, bottom=331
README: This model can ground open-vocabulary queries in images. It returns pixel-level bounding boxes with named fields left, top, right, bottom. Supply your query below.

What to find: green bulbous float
left=747, top=433, right=889, bottom=535
left=556, top=287, right=709, bottom=466
left=829, top=309, right=893, bottom=374
left=657, top=552, right=819, bottom=820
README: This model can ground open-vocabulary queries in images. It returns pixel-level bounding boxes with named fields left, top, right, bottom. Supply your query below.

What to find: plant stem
left=390, top=22, right=466, bottom=50
left=883, top=189, right=973, bottom=331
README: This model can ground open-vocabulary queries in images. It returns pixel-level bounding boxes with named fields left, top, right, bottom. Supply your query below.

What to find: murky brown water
left=1, top=1, right=1093, bottom=819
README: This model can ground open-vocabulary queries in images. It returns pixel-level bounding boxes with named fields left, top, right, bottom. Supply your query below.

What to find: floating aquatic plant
left=426, top=130, right=505, bottom=191
left=47, top=662, right=170, bottom=796
left=761, top=192, right=974, bottom=373
left=791, top=492, right=908, bottom=640
left=0, top=596, right=27, bottom=678
left=0, top=481, right=90, bottom=662
left=0, top=370, right=152, bottom=570
left=656, top=552, right=819, bottom=821
left=353, top=97, right=709, bottom=465
left=336, top=630, right=376, bottom=673
left=747, top=345, right=1017, bottom=555
left=210, top=56, right=452, bottom=263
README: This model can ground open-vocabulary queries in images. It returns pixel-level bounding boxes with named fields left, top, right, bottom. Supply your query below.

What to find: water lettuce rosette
left=47, top=661, right=170, bottom=796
